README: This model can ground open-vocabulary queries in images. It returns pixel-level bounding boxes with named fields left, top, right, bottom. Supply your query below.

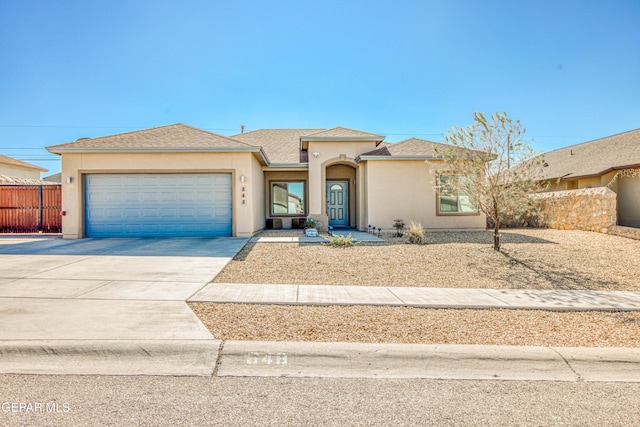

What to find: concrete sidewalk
left=190, top=283, right=640, bottom=311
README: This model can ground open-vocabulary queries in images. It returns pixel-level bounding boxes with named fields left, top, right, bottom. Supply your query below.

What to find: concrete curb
left=0, top=340, right=220, bottom=376
left=2, top=339, right=640, bottom=381
left=216, top=341, right=640, bottom=382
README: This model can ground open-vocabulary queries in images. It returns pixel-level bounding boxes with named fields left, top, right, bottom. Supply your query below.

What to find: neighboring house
left=43, top=172, right=62, bottom=183
left=534, top=128, right=640, bottom=228
left=0, top=154, right=47, bottom=180
left=46, top=124, right=486, bottom=238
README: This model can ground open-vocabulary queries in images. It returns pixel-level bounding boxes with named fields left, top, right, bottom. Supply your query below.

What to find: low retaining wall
left=534, top=187, right=617, bottom=233
left=608, top=225, right=640, bottom=241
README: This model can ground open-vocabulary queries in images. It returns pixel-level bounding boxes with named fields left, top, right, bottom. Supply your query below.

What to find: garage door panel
left=85, top=173, right=232, bottom=237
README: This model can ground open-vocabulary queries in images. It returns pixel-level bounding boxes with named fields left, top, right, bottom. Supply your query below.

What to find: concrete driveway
left=0, top=236, right=248, bottom=375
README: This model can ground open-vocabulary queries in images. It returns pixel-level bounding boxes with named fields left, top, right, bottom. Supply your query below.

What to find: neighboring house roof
left=231, top=129, right=323, bottom=164
left=46, top=123, right=267, bottom=160
left=532, top=128, right=640, bottom=181
left=43, top=172, right=62, bottom=182
left=0, top=175, right=59, bottom=185
left=0, top=154, right=47, bottom=172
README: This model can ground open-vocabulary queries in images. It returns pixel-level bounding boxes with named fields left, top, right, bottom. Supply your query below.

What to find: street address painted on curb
left=245, top=352, right=288, bottom=365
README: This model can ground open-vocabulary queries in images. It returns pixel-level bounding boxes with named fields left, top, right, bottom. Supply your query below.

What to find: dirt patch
left=214, top=230, right=640, bottom=291
left=190, top=303, right=640, bottom=347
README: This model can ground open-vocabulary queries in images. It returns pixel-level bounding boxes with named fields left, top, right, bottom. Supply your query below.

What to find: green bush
left=324, top=233, right=359, bottom=247
left=406, top=221, right=425, bottom=244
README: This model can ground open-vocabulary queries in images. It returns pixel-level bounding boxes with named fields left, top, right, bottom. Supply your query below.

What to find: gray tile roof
left=360, top=146, right=392, bottom=156
left=232, top=127, right=384, bottom=163
left=532, top=128, right=640, bottom=180
left=304, top=126, right=384, bottom=139
left=385, top=138, right=469, bottom=157
left=0, top=154, right=47, bottom=172
left=47, top=123, right=256, bottom=152
left=231, top=129, right=323, bottom=164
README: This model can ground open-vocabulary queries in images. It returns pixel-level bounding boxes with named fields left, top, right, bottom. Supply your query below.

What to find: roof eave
left=268, top=162, right=308, bottom=168
left=356, top=155, right=441, bottom=163
left=46, top=145, right=272, bottom=166
left=546, top=162, right=640, bottom=182
left=300, top=136, right=385, bottom=150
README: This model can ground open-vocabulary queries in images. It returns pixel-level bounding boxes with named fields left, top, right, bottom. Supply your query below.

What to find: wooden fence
left=0, top=185, right=62, bottom=233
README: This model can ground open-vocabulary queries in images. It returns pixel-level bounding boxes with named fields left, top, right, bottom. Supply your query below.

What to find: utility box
left=266, top=218, right=282, bottom=229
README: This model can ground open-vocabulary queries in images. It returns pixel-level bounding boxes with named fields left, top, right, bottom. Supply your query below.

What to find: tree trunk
left=493, top=222, right=500, bottom=251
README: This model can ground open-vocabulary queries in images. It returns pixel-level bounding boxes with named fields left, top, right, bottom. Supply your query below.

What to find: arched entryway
left=324, top=163, right=357, bottom=228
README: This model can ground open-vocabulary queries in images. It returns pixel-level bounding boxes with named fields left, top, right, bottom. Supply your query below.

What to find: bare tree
left=434, top=111, right=547, bottom=251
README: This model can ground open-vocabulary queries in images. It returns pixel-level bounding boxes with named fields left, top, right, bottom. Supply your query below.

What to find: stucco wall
left=364, top=160, right=486, bottom=230
left=307, top=140, right=377, bottom=224
left=60, top=152, right=260, bottom=238
left=534, top=187, right=617, bottom=232
left=618, top=176, right=640, bottom=228
left=0, top=165, right=41, bottom=180
left=249, top=154, right=265, bottom=234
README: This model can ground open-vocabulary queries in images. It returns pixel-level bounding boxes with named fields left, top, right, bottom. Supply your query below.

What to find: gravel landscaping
left=193, top=229, right=640, bottom=347
left=189, top=303, right=640, bottom=347
left=214, top=229, right=640, bottom=291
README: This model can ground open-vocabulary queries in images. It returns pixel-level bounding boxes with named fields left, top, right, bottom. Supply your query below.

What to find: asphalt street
left=1, top=375, right=639, bottom=426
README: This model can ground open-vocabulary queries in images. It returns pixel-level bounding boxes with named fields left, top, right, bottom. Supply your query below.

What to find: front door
left=326, top=181, right=348, bottom=227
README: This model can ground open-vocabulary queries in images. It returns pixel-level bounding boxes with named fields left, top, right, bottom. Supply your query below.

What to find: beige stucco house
left=0, top=154, right=48, bottom=182
left=536, top=128, right=640, bottom=228
left=46, top=124, right=485, bottom=238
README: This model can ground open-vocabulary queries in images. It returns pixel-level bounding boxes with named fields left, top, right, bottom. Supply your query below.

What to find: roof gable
left=304, top=126, right=384, bottom=140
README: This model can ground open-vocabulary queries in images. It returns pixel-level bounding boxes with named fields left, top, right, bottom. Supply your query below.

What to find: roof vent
left=75, top=137, right=91, bottom=141
left=240, top=124, right=245, bottom=134
left=569, top=149, right=574, bottom=156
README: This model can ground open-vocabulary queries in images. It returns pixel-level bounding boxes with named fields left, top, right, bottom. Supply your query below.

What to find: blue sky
left=1, top=0, right=639, bottom=176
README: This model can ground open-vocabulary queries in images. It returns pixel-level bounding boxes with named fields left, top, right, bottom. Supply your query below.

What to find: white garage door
left=84, top=173, right=232, bottom=237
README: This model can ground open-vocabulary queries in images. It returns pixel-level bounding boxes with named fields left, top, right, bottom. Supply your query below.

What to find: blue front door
left=326, top=181, right=348, bottom=227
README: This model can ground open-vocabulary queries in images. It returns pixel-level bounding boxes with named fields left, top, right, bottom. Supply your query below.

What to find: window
left=271, top=182, right=306, bottom=215
left=438, top=175, right=478, bottom=214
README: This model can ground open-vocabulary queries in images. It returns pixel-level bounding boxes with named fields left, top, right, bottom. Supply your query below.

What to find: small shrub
left=406, top=221, right=425, bottom=244
left=304, top=216, right=318, bottom=229
left=324, top=233, right=359, bottom=247
left=393, top=219, right=405, bottom=237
